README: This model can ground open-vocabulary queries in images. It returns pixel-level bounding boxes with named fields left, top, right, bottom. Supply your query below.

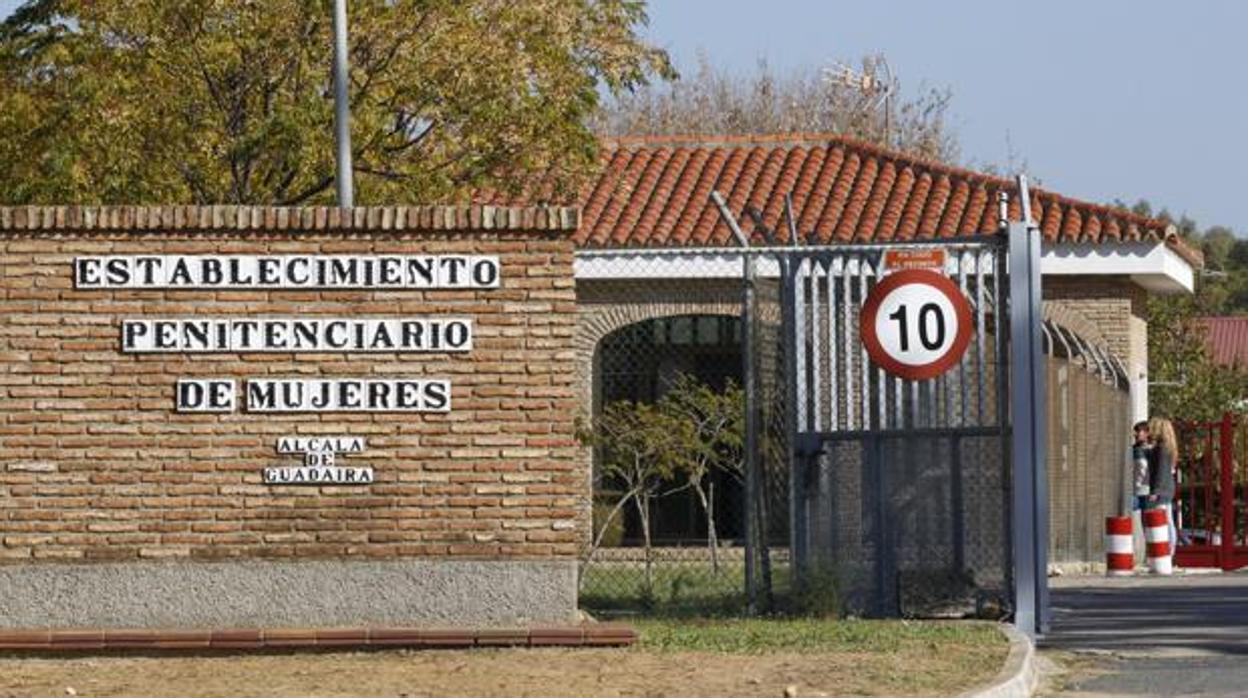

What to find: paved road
left=1039, top=572, right=1248, bottom=696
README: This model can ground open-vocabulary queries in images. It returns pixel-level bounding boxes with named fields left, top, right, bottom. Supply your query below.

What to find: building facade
left=558, top=135, right=1199, bottom=570
left=0, top=135, right=1202, bottom=629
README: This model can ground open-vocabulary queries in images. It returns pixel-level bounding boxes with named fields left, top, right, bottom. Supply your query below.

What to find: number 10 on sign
left=861, top=269, right=973, bottom=381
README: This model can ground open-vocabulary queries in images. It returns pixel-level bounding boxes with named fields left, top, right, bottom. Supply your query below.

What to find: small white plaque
left=263, top=466, right=374, bottom=485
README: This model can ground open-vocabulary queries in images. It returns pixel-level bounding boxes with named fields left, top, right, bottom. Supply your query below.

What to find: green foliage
left=577, top=374, right=747, bottom=594
left=1147, top=293, right=1248, bottom=420
left=0, top=0, right=673, bottom=205
left=786, top=564, right=843, bottom=619
left=578, top=559, right=755, bottom=616
left=1122, top=198, right=1248, bottom=420
left=633, top=617, right=1003, bottom=654
left=576, top=398, right=689, bottom=497
left=576, top=374, right=746, bottom=549
left=657, top=373, right=744, bottom=492
left=576, top=396, right=693, bottom=594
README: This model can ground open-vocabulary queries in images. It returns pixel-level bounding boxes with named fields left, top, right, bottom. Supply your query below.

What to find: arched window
left=592, top=314, right=743, bottom=544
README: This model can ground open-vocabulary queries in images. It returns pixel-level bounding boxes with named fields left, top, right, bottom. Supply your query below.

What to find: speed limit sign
left=861, top=269, right=973, bottom=381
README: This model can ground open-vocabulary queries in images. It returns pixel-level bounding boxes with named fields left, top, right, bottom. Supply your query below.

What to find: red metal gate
left=1174, top=414, right=1248, bottom=570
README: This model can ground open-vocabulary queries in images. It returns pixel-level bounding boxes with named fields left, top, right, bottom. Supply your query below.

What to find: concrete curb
left=960, top=624, right=1037, bottom=698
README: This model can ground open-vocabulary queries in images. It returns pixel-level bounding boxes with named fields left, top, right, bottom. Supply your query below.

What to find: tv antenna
left=824, top=56, right=896, bottom=148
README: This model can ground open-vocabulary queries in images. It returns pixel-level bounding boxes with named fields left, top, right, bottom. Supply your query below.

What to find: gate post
left=1221, top=412, right=1235, bottom=571
left=711, top=191, right=765, bottom=611
left=1008, top=221, right=1049, bottom=637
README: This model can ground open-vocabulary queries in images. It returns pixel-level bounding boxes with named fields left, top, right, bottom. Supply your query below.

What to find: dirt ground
left=0, top=643, right=1004, bottom=698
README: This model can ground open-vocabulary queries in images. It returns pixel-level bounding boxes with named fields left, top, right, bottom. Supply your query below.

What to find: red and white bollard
left=1143, top=507, right=1173, bottom=575
left=1105, top=515, right=1134, bottom=576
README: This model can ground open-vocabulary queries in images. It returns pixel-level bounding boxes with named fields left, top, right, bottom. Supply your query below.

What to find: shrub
left=789, top=564, right=843, bottom=619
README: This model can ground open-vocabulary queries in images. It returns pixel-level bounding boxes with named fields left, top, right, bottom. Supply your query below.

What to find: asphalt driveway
left=1039, top=572, right=1248, bottom=696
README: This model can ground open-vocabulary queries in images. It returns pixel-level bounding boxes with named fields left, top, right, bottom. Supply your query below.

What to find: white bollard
left=1143, top=507, right=1172, bottom=575
left=1105, top=516, right=1134, bottom=576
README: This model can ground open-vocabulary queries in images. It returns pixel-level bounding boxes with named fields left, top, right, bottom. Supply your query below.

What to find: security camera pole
left=332, top=0, right=354, bottom=208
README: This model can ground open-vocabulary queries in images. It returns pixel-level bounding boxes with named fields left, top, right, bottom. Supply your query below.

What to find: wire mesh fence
left=577, top=253, right=756, bottom=616
left=774, top=243, right=1015, bottom=618
left=576, top=240, right=1131, bottom=619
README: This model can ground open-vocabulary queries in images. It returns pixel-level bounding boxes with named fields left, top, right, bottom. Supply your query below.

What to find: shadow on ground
left=1042, top=575, right=1248, bottom=656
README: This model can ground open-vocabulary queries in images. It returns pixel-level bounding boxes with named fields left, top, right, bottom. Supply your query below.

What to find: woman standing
left=1147, top=417, right=1178, bottom=553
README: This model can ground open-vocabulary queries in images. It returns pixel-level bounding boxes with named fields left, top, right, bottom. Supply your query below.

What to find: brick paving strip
left=0, top=624, right=635, bottom=652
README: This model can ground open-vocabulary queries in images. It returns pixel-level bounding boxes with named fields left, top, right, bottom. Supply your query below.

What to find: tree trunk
left=577, top=490, right=635, bottom=587
left=592, top=492, right=633, bottom=553
left=692, top=478, right=720, bottom=573
left=634, top=492, right=653, bottom=598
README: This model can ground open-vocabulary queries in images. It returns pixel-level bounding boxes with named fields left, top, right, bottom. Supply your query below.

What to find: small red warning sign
left=883, top=248, right=946, bottom=272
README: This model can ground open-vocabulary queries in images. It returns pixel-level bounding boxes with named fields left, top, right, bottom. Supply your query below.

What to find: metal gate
left=1175, top=414, right=1248, bottom=570
left=770, top=223, right=1048, bottom=633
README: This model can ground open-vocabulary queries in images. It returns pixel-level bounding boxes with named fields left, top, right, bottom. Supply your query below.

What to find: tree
left=0, top=0, right=672, bottom=205
left=1146, top=293, right=1247, bottom=421
left=594, top=53, right=958, bottom=162
left=1109, top=199, right=1248, bottom=418
left=576, top=398, right=690, bottom=595
left=657, top=374, right=744, bottom=573
left=1201, top=226, right=1236, bottom=272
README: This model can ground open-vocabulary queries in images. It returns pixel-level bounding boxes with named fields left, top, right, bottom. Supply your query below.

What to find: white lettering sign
left=121, top=317, right=473, bottom=353
left=172, top=379, right=450, bottom=413
left=174, top=379, right=236, bottom=412
left=245, top=379, right=450, bottom=413
left=265, top=434, right=374, bottom=486
left=263, top=466, right=374, bottom=485
left=275, top=436, right=367, bottom=454
left=75, top=255, right=501, bottom=290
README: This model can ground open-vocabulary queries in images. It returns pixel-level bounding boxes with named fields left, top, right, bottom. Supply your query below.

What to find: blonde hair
left=1147, top=417, right=1178, bottom=460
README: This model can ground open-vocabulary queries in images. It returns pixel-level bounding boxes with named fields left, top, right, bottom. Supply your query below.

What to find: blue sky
left=645, top=0, right=1248, bottom=233
left=3, top=0, right=1246, bottom=232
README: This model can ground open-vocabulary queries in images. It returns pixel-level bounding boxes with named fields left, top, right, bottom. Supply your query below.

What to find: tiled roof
left=1196, top=316, right=1248, bottom=368
left=483, top=133, right=1198, bottom=265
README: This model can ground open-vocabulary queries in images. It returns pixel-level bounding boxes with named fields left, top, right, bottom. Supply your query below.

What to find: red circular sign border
left=860, top=268, right=974, bottom=381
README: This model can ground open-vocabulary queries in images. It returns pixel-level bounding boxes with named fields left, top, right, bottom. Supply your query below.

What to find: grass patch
left=634, top=617, right=1005, bottom=654
left=579, top=559, right=793, bottom=617
left=627, top=617, right=1010, bottom=696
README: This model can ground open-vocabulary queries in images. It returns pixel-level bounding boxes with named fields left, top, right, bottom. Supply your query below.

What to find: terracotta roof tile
left=1083, top=214, right=1102, bottom=241
left=1062, top=206, right=1083, bottom=241
left=857, top=159, right=896, bottom=241
left=822, top=150, right=862, bottom=241
left=875, top=164, right=913, bottom=240
left=1108, top=217, right=1128, bottom=242
left=479, top=132, right=1199, bottom=266
left=755, top=149, right=794, bottom=236
left=836, top=155, right=878, bottom=242
left=939, top=180, right=970, bottom=238
left=795, top=146, right=839, bottom=238
left=896, top=171, right=931, bottom=240
left=918, top=174, right=951, bottom=239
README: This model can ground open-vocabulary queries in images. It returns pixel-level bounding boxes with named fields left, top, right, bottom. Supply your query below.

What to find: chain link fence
left=576, top=255, right=754, bottom=615
left=576, top=242, right=1131, bottom=619
left=574, top=248, right=816, bottom=617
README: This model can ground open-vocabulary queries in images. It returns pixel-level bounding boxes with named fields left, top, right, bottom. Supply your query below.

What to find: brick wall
left=0, top=206, right=584, bottom=564
left=1045, top=276, right=1148, bottom=418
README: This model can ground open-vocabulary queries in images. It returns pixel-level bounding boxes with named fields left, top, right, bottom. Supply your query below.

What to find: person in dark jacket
left=1132, top=420, right=1152, bottom=511
left=1147, top=417, right=1178, bottom=553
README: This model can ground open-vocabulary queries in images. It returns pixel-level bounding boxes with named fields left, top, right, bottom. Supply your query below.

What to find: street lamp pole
left=332, top=0, right=354, bottom=208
